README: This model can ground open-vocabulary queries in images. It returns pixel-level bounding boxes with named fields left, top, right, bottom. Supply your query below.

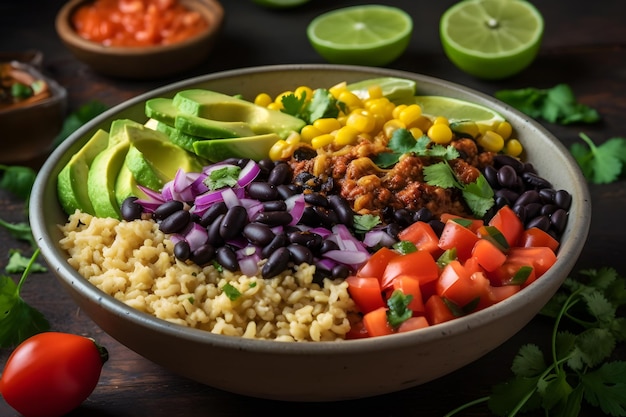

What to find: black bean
left=550, top=209, right=568, bottom=233
left=494, top=154, right=525, bottom=173
left=159, top=210, right=191, bottom=234
left=254, top=211, right=293, bottom=226
left=495, top=189, right=519, bottom=206
left=267, top=162, right=292, bottom=185
left=393, top=208, right=413, bottom=227
left=198, top=201, right=228, bottom=227
left=262, top=200, right=287, bottom=212
left=304, top=192, right=329, bottom=207
left=540, top=204, right=557, bottom=216
left=314, top=206, right=339, bottom=228
left=207, top=213, right=225, bottom=246
left=319, top=239, right=339, bottom=253
left=555, top=190, right=572, bottom=210
left=512, top=204, right=526, bottom=223
left=300, top=206, right=322, bottom=227
left=276, top=184, right=297, bottom=200
left=328, top=194, right=354, bottom=227
left=191, top=243, right=215, bottom=266
left=219, top=205, right=249, bottom=239
left=524, top=202, right=542, bottom=219
left=121, top=197, right=143, bottom=221
left=174, top=240, right=191, bottom=261
left=261, top=233, right=289, bottom=259
left=526, top=215, right=550, bottom=231
left=483, top=165, right=499, bottom=188
left=385, top=222, right=402, bottom=239
left=332, top=264, right=351, bottom=279
left=428, top=219, right=445, bottom=237
left=247, top=182, right=278, bottom=201
left=497, top=165, right=518, bottom=188
left=261, top=247, right=291, bottom=278
left=216, top=246, right=239, bottom=271
left=243, top=222, right=275, bottom=246
left=257, top=158, right=275, bottom=175
left=538, top=188, right=556, bottom=204
left=515, top=190, right=541, bottom=206
left=522, top=172, right=552, bottom=189
left=293, top=147, right=317, bottom=161
left=288, top=230, right=323, bottom=250
left=153, top=200, right=185, bottom=221
left=287, top=244, right=314, bottom=265
left=523, top=162, right=537, bottom=174
left=413, top=207, right=433, bottom=223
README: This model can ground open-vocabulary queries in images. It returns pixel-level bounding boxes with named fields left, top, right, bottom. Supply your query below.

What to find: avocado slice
left=172, top=89, right=306, bottom=138
left=115, top=163, right=148, bottom=207
left=146, top=118, right=201, bottom=153
left=124, top=145, right=164, bottom=191
left=87, top=140, right=131, bottom=219
left=175, top=113, right=256, bottom=139
left=145, top=98, right=177, bottom=126
left=57, top=129, right=110, bottom=215
left=192, top=133, right=282, bottom=162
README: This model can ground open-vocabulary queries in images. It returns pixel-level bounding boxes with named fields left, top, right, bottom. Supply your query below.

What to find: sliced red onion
left=221, top=187, right=241, bottom=208
left=184, top=222, right=209, bottom=252
left=285, top=194, right=305, bottom=226
left=322, top=249, right=369, bottom=265
left=363, top=228, right=397, bottom=248
left=237, top=159, right=261, bottom=187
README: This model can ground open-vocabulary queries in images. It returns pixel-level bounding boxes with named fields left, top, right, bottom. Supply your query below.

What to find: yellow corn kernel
left=367, top=85, right=383, bottom=99
left=254, top=93, right=273, bottom=107
left=409, top=127, right=424, bottom=139
left=346, top=110, right=376, bottom=133
left=269, top=140, right=289, bottom=160
left=285, top=131, right=301, bottom=146
left=427, top=123, right=453, bottom=144
left=505, top=138, right=523, bottom=157
left=329, top=81, right=347, bottom=99
left=392, top=104, right=407, bottom=120
left=294, top=86, right=314, bottom=102
left=365, top=98, right=394, bottom=120
left=338, top=90, right=364, bottom=111
left=477, top=130, right=505, bottom=152
left=334, top=125, right=360, bottom=146
left=433, top=116, right=449, bottom=125
left=383, top=119, right=406, bottom=138
left=300, top=125, right=323, bottom=142
left=496, top=121, right=513, bottom=140
left=413, top=116, right=433, bottom=132
left=267, top=102, right=283, bottom=111
left=311, top=133, right=335, bottom=149
left=398, top=104, right=422, bottom=127
left=313, top=118, right=342, bottom=134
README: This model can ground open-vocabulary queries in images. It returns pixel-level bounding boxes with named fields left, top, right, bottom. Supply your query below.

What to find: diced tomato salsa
left=346, top=205, right=559, bottom=339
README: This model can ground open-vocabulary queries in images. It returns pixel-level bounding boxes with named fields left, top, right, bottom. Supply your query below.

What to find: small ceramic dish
left=55, top=0, right=224, bottom=79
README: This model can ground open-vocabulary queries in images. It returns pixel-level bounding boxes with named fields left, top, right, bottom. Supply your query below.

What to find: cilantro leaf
left=375, top=130, right=459, bottom=168
left=205, top=165, right=241, bottom=190
left=6, top=249, right=48, bottom=274
left=570, top=133, right=626, bottom=184
left=0, top=218, right=34, bottom=248
left=222, top=282, right=242, bottom=301
left=0, top=165, right=37, bottom=201
left=353, top=214, right=380, bottom=233
left=280, top=88, right=340, bottom=124
left=581, top=361, right=626, bottom=416
left=386, top=289, right=413, bottom=327
left=0, top=249, right=50, bottom=348
left=494, top=84, right=600, bottom=125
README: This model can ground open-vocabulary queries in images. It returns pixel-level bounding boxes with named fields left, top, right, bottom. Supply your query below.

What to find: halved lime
left=346, top=77, right=417, bottom=102
left=412, top=95, right=505, bottom=130
left=440, top=0, right=544, bottom=79
left=307, top=5, right=413, bottom=66
left=252, top=0, right=310, bottom=9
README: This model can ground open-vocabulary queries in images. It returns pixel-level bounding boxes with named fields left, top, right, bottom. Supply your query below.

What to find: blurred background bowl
left=0, top=57, right=67, bottom=165
left=55, top=0, right=224, bottom=79
left=30, top=64, right=591, bottom=401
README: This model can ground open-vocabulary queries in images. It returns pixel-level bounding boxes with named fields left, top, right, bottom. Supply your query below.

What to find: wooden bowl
left=55, top=0, right=224, bottom=79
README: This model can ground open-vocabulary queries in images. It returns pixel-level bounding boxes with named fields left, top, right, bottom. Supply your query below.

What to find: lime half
left=346, top=77, right=417, bottom=102
left=412, top=95, right=505, bottom=130
left=440, top=0, right=544, bottom=79
left=307, top=5, right=413, bottom=66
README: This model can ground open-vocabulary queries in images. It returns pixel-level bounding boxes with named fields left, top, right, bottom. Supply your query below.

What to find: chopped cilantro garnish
left=393, top=240, right=417, bottom=255
left=375, top=130, right=459, bottom=168
left=205, top=165, right=241, bottom=190
left=353, top=213, right=381, bottom=233
left=281, top=88, right=340, bottom=124
left=6, top=249, right=47, bottom=274
left=222, top=282, right=242, bottom=301
left=386, top=290, right=413, bottom=327
left=570, top=132, right=626, bottom=184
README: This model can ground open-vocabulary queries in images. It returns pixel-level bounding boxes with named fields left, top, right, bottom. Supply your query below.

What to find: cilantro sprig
left=446, top=267, right=626, bottom=417
left=570, top=132, right=626, bottom=184
left=281, top=88, right=342, bottom=124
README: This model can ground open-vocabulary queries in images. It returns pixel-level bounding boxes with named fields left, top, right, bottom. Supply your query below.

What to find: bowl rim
left=30, top=63, right=591, bottom=355
left=55, top=0, right=225, bottom=56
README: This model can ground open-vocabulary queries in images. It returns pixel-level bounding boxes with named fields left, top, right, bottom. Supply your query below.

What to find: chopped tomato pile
left=346, top=205, right=559, bottom=338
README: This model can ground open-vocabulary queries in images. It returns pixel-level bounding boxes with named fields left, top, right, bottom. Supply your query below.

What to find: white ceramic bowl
left=30, top=64, right=591, bottom=401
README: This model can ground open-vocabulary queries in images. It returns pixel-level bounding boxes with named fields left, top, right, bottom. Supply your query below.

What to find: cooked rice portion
left=59, top=211, right=357, bottom=342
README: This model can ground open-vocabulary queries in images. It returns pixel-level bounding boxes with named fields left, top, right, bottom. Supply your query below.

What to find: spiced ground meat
left=287, top=135, right=495, bottom=219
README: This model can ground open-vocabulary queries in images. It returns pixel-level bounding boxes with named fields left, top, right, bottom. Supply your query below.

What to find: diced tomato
left=362, top=307, right=394, bottom=337
left=397, top=316, right=430, bottom=333
left=345, top=276, right=385, bottom=314
left=345, top=320, right=369, bottom=339
left=463, top=255, right=485, bottom=275
left=397, top=221, right=441, bottom=255
left=436, top=260, right=492, bottom=309
left=488, top=205, right=524, bottom=247
left=356, top=247, right=399, bottom=280
left=424, top=294, right=456, bottom=325
left=439, top=213, right=484, bottom=232
left=472, top=239, right=507, bottom=272
left=519, top=227, right=560, bottom=252
left=487, top=260, right=537, bottom=287
left=506, top=246, right=558, bottom=279
left=488, top=285, right=522, bottom=304
left=381, top=250, right=439, bottom=290
left=391, top=275, right=425, bottom=315
left=438, top=220, right=480, bottom=262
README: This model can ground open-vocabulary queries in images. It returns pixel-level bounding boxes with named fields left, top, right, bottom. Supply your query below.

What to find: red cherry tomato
left=0, top=332, right=108, bottom=417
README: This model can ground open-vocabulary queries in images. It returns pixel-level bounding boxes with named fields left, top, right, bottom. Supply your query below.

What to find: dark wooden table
left=1, top=1, right=625, bottom=416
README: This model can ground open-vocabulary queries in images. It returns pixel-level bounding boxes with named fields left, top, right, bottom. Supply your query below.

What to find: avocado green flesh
left=57, top=129, right=110, bottom=215
left=124, top=146, right=164, bottom=191
left=193, top=133, right=282, bottom=162
left=115, top=164, right=148, bottom=207
left=148, top=118, right=201, bottom=153
left=87, top=141, right=131, bottom=219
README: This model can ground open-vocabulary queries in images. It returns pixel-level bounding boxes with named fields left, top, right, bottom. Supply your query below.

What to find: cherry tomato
left=0, top=332, right=108, bottom=417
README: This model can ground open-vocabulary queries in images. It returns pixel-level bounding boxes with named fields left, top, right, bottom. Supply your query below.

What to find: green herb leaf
left=353, top=214, right=381, bottom=233
left=6, top=249, right=47, bottom=274
left=580, top=361, right=626, bottom=416
left=494, top=84, right=600, bottom=125
left=281, top=88, right=340, bottom=124
left=205, top=165, right=241, bottom=190
left=0, top=165, right=37, bottom=201
left=0, top=218, right=34, bottom=248
left=222, top=282, right=242, bottom=301
left=52, top=101, right=108, bottom=148
left=570, top=132, right=626, bottom=184
left=386, top=289, right=413, bottom=327
left=0, top=249, right=50, bottom=348
left=393, top=240, right=417, bottom=255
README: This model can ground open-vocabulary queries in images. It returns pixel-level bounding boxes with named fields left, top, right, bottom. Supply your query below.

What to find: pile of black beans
left=483, top=154, right=572, bottom=241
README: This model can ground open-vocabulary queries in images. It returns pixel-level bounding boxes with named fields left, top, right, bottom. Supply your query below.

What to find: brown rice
left=59, top=210, right=358, bottom=342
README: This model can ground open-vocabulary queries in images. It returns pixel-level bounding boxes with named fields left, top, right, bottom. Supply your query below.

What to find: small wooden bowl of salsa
left=56, top=0, right=224, bottom=79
